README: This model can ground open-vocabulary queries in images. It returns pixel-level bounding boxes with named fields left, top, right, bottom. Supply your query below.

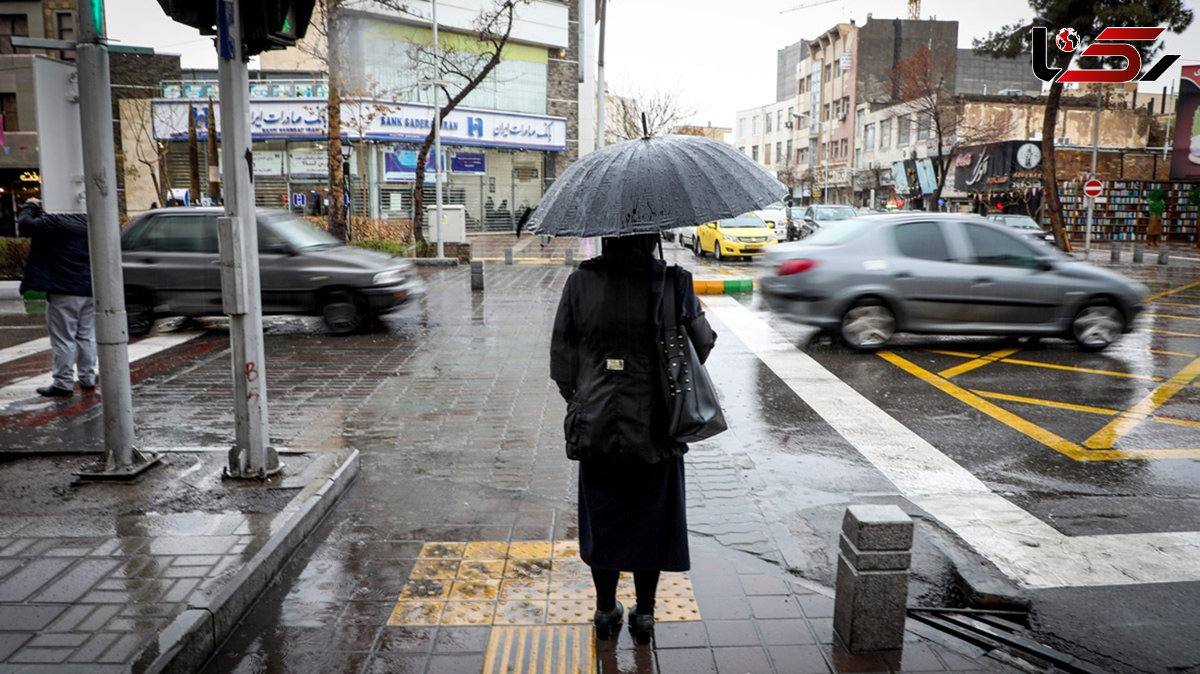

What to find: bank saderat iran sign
left=152, top=99, right=568, bottom=152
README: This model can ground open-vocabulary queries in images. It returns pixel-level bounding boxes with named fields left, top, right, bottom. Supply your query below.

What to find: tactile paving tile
left=483, top=626, right=594, bottom=674
left=389, top=541, right=701, bottom=627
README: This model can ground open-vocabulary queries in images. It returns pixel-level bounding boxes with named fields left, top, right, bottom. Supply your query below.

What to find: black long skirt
left=578, top=456, right=690, bottom=572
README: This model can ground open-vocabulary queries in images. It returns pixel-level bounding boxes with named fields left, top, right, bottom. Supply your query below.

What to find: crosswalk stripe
left=0, top=337, right=52, bottom=367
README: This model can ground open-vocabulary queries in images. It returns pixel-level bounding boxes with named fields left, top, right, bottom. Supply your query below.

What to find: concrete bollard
left=1158, top=247, right=1169, bottom=265
left=504, top=247, right=513, bottom=265
left=833, top=505, right=914, bottom=653
left=1110, top=245, right=1121, bottom=263
left=565, top=249, right=574, bottom=266
left=470, top=260, right=484, bottom=291
left=1133, top=245, right=1144, bottom=263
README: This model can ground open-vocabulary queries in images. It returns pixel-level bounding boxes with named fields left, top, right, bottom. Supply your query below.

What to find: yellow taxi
left=692, top=213, right=778, bottom=261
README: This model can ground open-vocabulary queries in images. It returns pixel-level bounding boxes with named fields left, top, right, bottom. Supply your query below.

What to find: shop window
left=840, top=139, right=847, bottom=157
left=764, top=144, right=771, bottom=165
left=897, top=114, right=910, bottom=145
left=880, top=118, right=891, bottom=149
left=56, top=12, right=74, bottom=60
left=1, top=93, right=18, bottom=132
left=752, top=146, right=759, bottom=161
left=765, top=113, right=772, bottom=133
left=917, top=113, right=931, bottom=140
left=0, top=14, right=29, bottom=54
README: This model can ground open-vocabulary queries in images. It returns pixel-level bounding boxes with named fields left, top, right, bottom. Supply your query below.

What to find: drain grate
left=483, top=625, right=595, bottom=674
left=909, top=608, right=1107, bottom=674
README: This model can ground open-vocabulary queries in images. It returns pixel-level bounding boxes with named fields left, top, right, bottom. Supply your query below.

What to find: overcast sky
left=111, top=0, right=1200, bottom=128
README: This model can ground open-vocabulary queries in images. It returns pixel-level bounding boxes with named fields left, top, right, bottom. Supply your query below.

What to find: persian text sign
left=152, top=99, right=568, bottom=151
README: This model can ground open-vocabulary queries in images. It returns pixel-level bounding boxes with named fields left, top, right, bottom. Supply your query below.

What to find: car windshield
left=1001, top=216, right=1041, bottom=230
left=264, top=214, right=343, bottom=249
left=719, top=214, right=767, bottom=229
left=813, top=206, right=856, bottom=221
left=802, top=218, right=874, bottom=245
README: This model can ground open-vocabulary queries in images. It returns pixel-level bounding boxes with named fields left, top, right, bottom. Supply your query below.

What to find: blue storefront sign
left=450, top=152, right=486, bottom=175
left=383, top=150, right=438, bottom=182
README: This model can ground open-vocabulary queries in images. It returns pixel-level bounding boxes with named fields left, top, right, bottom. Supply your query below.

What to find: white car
left=672, top=225, right=699, bottom=248
left=749, top=202, right=788, bottom=241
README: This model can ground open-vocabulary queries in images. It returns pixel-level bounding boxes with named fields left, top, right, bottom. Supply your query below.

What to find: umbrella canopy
left=526, top=135, right=786, bottom=238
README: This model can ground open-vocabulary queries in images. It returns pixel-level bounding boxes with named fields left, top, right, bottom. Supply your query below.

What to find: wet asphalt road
left=3, top=243, right=1199, bottom=672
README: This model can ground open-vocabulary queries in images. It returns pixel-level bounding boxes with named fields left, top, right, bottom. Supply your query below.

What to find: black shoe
left=78, top=380, right=96, bottom=392
left=628, top=607, right=654, bottom=645
left=37, top=385, right=73, bottom=398
left=592, top=600, right=624, bottom=640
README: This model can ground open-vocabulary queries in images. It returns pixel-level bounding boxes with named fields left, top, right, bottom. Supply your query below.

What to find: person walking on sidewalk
left=550, top=233, right=717, bottom=645
left=18, top=198, right=97, bottom=397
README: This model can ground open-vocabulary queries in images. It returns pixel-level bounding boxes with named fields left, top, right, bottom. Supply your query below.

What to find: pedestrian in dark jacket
left=18, top=199, right=96, bottom=397
left=550, top=233, right=717, bottom=644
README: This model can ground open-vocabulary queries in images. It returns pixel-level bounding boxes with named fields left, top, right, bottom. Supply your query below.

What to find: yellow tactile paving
left=483, top=626, right=595, bottom=674
left=388, top=541, right=702, bottom=627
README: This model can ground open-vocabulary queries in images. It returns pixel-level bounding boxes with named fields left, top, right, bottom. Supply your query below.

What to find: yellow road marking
left=1145, top=279, right=1200, bottom=302
left=972, top=390, right=1119, bottom=416
left=1147, top=314, right=1200, bottom=322
left=1153, top=301, right=1200, bottom=308
left=1151, top=349, right=1198, bottom=358
left=878, top=351, right=1200, bottom=461
left=1145, top=328, right=1200, bottom=339
left=938, top=348, right=1021, bottom=378
left=995, top=357, right=1162, bottom=382
left=926, top=349, right=984, bottom=359
left=1084, top=357, right=1200, bottom=449
left=1152, top=416, right=1200, bottom=430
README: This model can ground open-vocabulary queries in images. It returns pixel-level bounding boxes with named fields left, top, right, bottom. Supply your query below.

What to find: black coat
left=18, top=203, right=91, bottom=297
left=551, top=254, right=716, bottom=464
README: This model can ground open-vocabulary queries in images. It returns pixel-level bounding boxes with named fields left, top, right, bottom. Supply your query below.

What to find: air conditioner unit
left=1055, top=136, right=1072, bottom=145
left=836, top=111, right=847, bottom=121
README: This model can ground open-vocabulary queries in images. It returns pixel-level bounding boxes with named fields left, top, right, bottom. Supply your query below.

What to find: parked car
left=749, top=202, right=787, bottom=240
left=759, top=213, right=1146, bottom=351
left=799, top=204, right=858, bottom=233
left=669, top=224, right=699, bottom=249
left=987, top=213, right=1055, bottom=244
left=692, top=213, right=778, bottom=261
left=120, top=208, right=422, bottom=336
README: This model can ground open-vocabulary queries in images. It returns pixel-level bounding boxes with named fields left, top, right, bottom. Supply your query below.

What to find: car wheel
left=840, top=299, right=896, bottom=351
left=125, top=290, right=155, bottom=338
left=1071, top=299, right=1124, bottom=351
left=321, top=291, right=367, bottom=335
left=714, top=244, right=723, bottom=262
left=693, top=238, right=703, bottom=257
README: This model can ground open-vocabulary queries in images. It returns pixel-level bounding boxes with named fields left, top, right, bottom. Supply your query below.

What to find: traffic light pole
left=74, top=0, right=159, bottom=479
left=217, top=0, right=280, bottom=478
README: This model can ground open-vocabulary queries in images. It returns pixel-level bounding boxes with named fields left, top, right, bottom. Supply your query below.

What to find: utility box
left=425, top=204, right=466, bottom=243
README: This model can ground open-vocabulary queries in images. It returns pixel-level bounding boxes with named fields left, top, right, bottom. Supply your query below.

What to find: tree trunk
left=187, top=105, right=201, bottom=205
left=206, top=99, right=221, bottom=203
left=412, top=134, right=434, bottom=245
left=325, top=0, right=347, bottom=241
left=1042, top=81, right=1069, bottom=251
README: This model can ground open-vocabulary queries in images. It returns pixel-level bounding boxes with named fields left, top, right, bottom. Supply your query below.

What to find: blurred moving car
left=759, top=213, right=1146, bottom=351
left=799, top=205, right=857, bottom=233
left=692, top=213, right=778, bottom=261
left=121, top=208, right=422, bottom=336
left=749, top=202, right=787, bottom=240
left=986, top=213, right=1055, bottom=244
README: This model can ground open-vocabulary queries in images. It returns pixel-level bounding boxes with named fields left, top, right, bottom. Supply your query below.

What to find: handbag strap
left=661, top=265, right=678, bottom=333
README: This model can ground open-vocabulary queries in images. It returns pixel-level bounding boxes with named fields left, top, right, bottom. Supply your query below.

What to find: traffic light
left=156, top=0, right=314, bottom=55
left=242, top=0, right=316, bottom=57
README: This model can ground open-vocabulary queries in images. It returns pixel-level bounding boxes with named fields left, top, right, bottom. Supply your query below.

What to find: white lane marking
left=0, top=337, right=51, bottom=367
left=0, top=332, right=205, bottom=403
left=704, top=295, right=1200, bottom=589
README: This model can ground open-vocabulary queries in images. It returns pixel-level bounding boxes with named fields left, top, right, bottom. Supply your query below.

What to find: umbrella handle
left=642, top=112, right=650, bottom=139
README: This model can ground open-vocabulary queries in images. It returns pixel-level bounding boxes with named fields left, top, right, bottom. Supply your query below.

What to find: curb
left=693, top=277, right=754, bottom=294
left=141, top=449, right=361, bottom=673
left=412, top=257, right=460, bottom=267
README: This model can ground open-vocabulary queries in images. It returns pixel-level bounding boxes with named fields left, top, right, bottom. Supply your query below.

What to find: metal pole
left=432, top=0, right=445, bottom=258
left=596, top=0, right=607, bottom=149
left=1163, top=80, right=1175, bottom=159
left=1084, top=85, right=1100, bottom=254
left=217, top=0, right=280, bottom=478
left=74, top=0, right=158, bottom=478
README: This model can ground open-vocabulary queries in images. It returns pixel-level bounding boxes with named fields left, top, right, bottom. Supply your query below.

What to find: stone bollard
left=833, top=505, right=914, bottom=653
left=1110, top=245, right=1121, bottom=263
left=565, top=249, right=574, bottom=266
left=470, top=260, right=484, bottom=291
left=1158, top=247, right=1169, bottom=265
left=1133, top=245, right=1144, bottom=263
left=504, top=247, right=514, bottom=265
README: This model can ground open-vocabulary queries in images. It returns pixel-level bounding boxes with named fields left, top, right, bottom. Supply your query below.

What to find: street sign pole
left=1083, top=178, right=1103, bottom=254
left=216, top=0, right=280, bottom=478
left=1085, top=85, right=1101, bottom=256
left=74, top=0, right=159, bottom=479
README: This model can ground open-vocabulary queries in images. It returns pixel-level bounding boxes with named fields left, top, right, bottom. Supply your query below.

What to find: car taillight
left=778, top=259, right=817, bottom=275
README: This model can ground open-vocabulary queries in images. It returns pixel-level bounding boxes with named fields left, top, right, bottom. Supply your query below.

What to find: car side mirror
left=1036, top=258, right=1054, bottom=272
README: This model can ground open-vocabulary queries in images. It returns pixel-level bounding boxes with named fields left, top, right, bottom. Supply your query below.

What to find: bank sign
left=152, top=99, right=568, bottom=152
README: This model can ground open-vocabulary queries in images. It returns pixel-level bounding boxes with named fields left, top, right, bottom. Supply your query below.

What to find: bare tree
left=340, top=76, right=395, bottom=236
left=121, top=98, right=172, bottom=207
left=606, top=88, right=696, bottom=142
left=890, top=46, right=1012, bottom=209
left=405, top=0, right=526, bottom=245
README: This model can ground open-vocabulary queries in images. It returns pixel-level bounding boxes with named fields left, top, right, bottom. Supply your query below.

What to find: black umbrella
left=525, top=134, right=786, bottom=238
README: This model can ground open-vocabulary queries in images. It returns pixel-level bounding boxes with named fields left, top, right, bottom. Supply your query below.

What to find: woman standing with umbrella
left=533, top=131, right=784, bottom=645
left=550, top=233, right=715, bottom=644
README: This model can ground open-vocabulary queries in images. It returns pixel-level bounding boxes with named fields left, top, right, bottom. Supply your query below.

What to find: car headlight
left=373, top=268, right=409, bottom=285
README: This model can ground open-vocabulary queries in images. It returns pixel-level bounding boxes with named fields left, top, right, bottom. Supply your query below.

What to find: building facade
left=122, top=0, right=594, bottom=234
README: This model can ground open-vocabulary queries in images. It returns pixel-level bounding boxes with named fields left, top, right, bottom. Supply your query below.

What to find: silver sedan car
left=759, top=214, right=1147, bottom=351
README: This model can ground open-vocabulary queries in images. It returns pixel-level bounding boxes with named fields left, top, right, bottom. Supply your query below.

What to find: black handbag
left=660, top=267, right=727, bottom=443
